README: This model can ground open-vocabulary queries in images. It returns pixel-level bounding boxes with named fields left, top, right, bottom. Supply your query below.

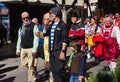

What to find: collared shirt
left=16, top=24, right=39, bottom=52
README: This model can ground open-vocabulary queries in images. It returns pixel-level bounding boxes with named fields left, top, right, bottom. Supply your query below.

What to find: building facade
left=0, top=0, right=85, bottom=42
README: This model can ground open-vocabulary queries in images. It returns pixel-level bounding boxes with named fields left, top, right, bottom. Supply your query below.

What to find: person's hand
left=45, top=61, right=51, bottom=70
left=35, top=32, right=41, bottom=37
left=59, top=51, right=65, bottom=60
left=32, top=52, right=36, bottom=55
left=79, top=76, right=84, bottom=81
left=16, top=52, right=20, bottom=56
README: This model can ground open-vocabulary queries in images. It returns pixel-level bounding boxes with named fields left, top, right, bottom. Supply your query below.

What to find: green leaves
left=88, top=58, right=120, bottom=82
left=112, top=58, right=120, bottom=82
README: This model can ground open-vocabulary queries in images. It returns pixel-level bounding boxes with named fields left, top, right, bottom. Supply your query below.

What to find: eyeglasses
left=22, top=16, right=29, bottom=20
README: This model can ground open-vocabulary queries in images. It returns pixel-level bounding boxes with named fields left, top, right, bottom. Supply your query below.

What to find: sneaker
left=87, top=52, right=91, bottom=59
left=85, top=50, right=91, bottom=59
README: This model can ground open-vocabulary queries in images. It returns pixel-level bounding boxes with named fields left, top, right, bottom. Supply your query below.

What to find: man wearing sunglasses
left=44, top=7, right=68, bottom=82
left=16, top=12, right=39, bottom=82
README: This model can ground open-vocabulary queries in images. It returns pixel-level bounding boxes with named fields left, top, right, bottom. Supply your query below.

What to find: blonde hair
left=44, top=13, right=50, bottom=19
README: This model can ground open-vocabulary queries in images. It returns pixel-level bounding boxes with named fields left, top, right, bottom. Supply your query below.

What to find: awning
left=0, top=0, right=83, bottom=6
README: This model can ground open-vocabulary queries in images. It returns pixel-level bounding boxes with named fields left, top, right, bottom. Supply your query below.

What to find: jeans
left=70, top=74, right=81, bottom=82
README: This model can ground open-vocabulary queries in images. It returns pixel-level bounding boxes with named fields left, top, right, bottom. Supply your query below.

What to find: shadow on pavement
left=0, top=43, right=17, bottom=60
left=0, top=76, right=16, bottom=82
left=0, top=55, right=18, bottom=61
left=0, top=64, right=6, bottom=68
left=36, top=69, right=49, bottom=82
left=85, top=61, right=96, bottom=71
left=0, top=74, right=6, bottom=79
left=0, top=66, right=18, bottom=74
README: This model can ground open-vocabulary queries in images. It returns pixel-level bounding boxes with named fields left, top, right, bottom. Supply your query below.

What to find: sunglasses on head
left=22, top=16, right=29, bottom=20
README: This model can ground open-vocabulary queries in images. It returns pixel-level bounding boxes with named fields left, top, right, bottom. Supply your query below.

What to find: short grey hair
left=104, top=17, right=113, bottom=24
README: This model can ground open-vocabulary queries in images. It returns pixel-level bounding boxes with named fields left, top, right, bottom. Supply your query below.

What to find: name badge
left=56, top=28, right=61, bottom=31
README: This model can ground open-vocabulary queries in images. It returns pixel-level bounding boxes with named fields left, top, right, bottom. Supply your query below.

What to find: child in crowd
left=69, top=38, right=86, bottom=82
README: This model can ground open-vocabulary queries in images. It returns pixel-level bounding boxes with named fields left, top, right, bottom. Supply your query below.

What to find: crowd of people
left=16, top=6, right=120, bottom=82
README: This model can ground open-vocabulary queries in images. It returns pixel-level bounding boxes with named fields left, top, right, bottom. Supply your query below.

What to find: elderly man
left=16, top=12, right=39, bottom=82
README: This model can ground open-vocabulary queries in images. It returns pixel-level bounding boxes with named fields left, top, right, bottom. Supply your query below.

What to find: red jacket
left=69, top=28, right=85, bottom=46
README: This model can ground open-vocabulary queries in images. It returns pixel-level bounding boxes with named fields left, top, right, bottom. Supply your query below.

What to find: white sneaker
left=87, top=52, right=91, bottom=59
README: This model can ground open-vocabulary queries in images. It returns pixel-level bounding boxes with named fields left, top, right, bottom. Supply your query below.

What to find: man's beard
left=50, top=17, right=55, bottom=22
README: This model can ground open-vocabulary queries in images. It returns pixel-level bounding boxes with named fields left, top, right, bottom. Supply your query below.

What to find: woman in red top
left=102, top=17, right=120, bottom=62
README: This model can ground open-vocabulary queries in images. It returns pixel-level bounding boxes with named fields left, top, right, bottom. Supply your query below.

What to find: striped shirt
left=50, top=22, right=59, bottom=50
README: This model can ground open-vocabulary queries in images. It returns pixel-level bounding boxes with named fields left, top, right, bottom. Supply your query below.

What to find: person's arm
left=16, top=29, right=21, bottom=52
left=85, top=27, right=90, bottom=37
left=115, top=26, right=120, bottom=45
left=43, top=25, right=51, bottom=37
left=79, top=57, right=85, bottom=76
left=60, top=24, right=68, bottom=60
left=16, top=29, right=21, bottom=56
left=96, top=26, right=102, bottom=36
left=35, top=25, right=44, bottom=38
left=38, top=24, right=44, bottom=38
left=114, top=26, right=120, bottom=49
left=61, top=24, right=68, bottom=46
left=35, top=31, right=44, bottom=38
left=32, top=25, right=39, bottom=53
left=79, top=56, right=85, bottom=81
left=73, top=28, right=85, bottom=37
left=44, top=37, right=50, bottom=62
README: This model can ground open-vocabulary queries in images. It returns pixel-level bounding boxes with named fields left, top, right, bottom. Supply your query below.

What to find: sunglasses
left=22, top=16, right=29, bottom=20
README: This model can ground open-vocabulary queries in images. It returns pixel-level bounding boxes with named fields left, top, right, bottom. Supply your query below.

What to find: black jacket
left=45, top=20, right=68, bottom=54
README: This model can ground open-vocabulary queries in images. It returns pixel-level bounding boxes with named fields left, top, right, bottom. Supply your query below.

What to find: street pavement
left=0, top=43, right=107, bottom=82
left=0, top=43, right=48, bottom=82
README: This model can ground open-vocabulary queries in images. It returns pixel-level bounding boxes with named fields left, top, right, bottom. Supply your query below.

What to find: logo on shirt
left=56, top=27, right=61, bottom=31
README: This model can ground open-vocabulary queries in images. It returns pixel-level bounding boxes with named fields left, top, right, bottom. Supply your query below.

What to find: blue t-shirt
left=38, top=24, right=44, bottom=47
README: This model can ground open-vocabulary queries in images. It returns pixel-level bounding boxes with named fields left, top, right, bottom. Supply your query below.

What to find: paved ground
left=0, top=43, right=49, bottom=82
left=0, top=43, right=107, bottom=82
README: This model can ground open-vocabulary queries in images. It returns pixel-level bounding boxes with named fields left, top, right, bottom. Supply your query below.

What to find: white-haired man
left=16, top=12, right=39, bottom=82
